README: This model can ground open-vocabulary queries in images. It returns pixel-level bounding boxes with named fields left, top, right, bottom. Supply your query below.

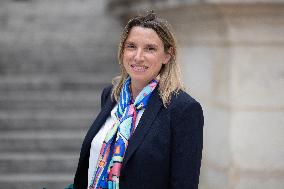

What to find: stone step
left=0, top=173, right=73, bottom=189
left=0, top=1, right=118, bottom=30
left=0, top=112, right=95, bottom=131
left=0, top=95, right=100, bottom=111
left=0, top=1, right=120, bottom=74
left=0, top=152, right=78, bottom=174
left=0, top=90, right=101, bottom=111
left=0, top=53, right=119, bottom=74
left=0, top=1, right=119, bottom=188
left=0, top=73, right=114, bottom=91
left=0, top=131, right=85, bottom=153
left=0, top=90, right=101, bottom=99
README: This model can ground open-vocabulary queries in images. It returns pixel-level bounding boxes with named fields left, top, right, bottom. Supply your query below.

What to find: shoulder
left=164, top=90, right=203, bottom=125
left=101, top=85, right=113, bottom=98
left=101, top=84, right=114, bottom=108
left=167, top=90, right=202, bottom=113
left=166, top=90, right=204, bottom=133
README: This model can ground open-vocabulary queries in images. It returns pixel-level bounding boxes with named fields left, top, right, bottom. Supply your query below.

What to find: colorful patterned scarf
left=89, top=77, right=158, bottom=189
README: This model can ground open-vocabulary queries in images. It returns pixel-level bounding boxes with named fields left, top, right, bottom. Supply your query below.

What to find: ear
left=163, top=47, right=173, bottom=65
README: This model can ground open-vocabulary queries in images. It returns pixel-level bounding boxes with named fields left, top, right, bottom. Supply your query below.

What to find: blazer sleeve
left=170, top=101, right=204, bottom=189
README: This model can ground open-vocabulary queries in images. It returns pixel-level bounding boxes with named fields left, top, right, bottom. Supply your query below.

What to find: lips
left=131, top=64, right=149, bottom=72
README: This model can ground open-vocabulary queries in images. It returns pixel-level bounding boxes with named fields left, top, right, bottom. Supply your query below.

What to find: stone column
left=225, top=5, right=284, bottom=189
left=159, top=3, right=284, bottom=189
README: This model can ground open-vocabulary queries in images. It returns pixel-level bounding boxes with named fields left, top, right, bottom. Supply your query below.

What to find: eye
left=145, top=46, right=157, bottom=52
left=125, top=43, right=136, bottom=49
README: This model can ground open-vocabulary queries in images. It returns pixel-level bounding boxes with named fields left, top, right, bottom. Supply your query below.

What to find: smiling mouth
left=131, top=65, right=149, bottom=72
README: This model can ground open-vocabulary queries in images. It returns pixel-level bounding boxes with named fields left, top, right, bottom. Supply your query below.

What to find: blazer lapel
left=81, top=96, right=116, bottom=158
left=122, top=89, right=163, bottom=169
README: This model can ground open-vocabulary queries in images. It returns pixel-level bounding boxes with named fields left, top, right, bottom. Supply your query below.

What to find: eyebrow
left=125, top=41, right=159, bottom=48
left=124, top=41, right=135, bottom=45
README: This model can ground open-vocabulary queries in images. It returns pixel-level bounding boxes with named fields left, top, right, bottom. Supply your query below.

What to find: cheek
left=123, top=52, right=133, bottom=63
left=151, top=54, right=166, bottom=66
left=121, top=54, right=128, bottom=65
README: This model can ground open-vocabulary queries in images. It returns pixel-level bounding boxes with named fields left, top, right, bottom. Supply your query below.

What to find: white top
left=87, top=104, right=145, bottom=187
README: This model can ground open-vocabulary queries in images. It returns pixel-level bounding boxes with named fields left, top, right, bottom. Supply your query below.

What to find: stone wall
left=161, top=4, right=284, bottom=189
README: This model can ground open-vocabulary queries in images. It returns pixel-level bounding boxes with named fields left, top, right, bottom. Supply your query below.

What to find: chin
left=129, top=75, right=151, bottom=84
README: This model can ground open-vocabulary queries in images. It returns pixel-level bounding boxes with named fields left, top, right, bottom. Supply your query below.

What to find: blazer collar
left=122, top=88, right=163, bottom=169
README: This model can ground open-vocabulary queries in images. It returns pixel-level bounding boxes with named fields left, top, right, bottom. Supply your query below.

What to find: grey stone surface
left=0, top=0, right=121, bottom=188
left=231, top=111, right=284, bottom=170
left=0, top=153, right=78, bottom=174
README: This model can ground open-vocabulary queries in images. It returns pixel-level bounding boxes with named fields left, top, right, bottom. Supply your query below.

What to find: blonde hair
left=112, top=11, right=184, bottom=107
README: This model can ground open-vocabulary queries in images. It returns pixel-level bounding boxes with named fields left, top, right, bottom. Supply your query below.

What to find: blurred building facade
left=0, top=0, right=283, bottom=189
left=0, top=0, right=121, bottom=188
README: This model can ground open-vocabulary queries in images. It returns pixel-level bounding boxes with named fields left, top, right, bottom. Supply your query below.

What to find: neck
left=130, top=81, right=147, bottom=100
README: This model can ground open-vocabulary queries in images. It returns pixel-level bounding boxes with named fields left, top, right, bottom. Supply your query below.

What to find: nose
left=134, top=48, right=144, bottom=62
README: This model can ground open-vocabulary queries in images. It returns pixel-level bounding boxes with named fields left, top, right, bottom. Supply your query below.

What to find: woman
left=70, top=11, right=204, bottom=189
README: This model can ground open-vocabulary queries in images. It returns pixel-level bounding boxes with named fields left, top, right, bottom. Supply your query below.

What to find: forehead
left=126, top=26, right=163, bottom=45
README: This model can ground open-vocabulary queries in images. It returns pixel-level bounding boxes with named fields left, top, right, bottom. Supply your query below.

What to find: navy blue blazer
left=73, top=85, right=204, bottom=189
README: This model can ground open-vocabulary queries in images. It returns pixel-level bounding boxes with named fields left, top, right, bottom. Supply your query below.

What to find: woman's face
left=122, top=26, right=171, bottom=88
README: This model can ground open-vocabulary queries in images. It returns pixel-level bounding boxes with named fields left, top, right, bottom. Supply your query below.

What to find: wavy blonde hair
left=112, top=11, right=184, bottom=107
